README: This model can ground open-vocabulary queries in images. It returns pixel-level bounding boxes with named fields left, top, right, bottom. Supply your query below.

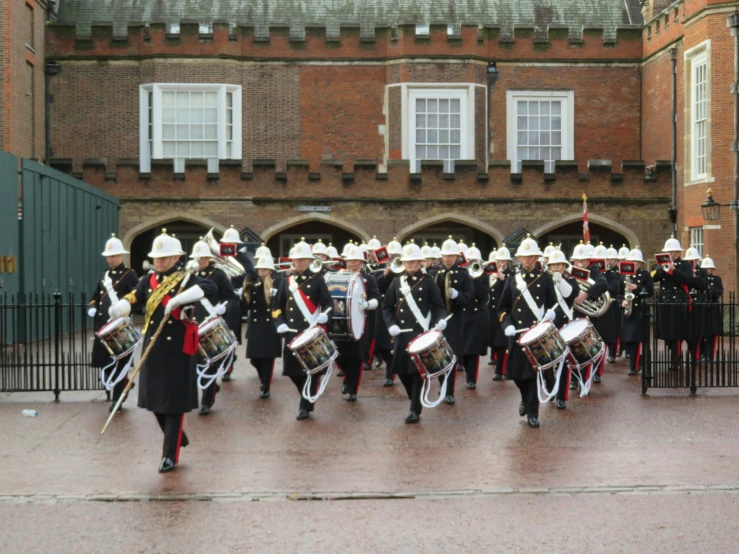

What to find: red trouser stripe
left=564, top=368, right=570, bottom=401
left=356, top=361, right=364, bottom=393
left=366, top=339, right=376, bottom=365
left=269, top=360, right=275, bottom=389
left=695, top=341, right=701, bottom=361
left=175, top=415, right=184, bottom=464
left=598, top=355, right=605, bottom=376
left=502, top=351, right=508, bottom=376
left=713, top=336, right=719, bottom=359
left=635, top=343, right=642, bottom=372
left=615, top=336, right=621, bottom=355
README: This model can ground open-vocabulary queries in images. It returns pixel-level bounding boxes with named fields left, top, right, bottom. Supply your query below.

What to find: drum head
left=560, top=318, right=589, bottom=342
left=199, top=316, right=223, bottom=333
left=97, top=317, right=125, bottom=336
left=291, top=326, right=321, bottom=348
left=520, top=321, right=552, bottom=344
left=407, top=330, right=441, bottom=354
left=347, top=273, right=366, bottom=340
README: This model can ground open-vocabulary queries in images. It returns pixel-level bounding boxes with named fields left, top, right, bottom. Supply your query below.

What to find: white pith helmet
left=290, top=238, right=314, bottom=260
left=221, top=225, right=243, bottom=244
left=255, top=243, right=271, bottom=258
left=684, top=247, right=701, bottom=262
left=626, top=247, right=645, bottom=264
left=341, top=241, right=354, bottom=257
left=431, top=245, right=441, bottom=258
left=312, top=239, right=328, bottom=256
left=457, top=240, right=469, bottom=254
left=606, top=245, right=619, bottom=259
left=344, top=244, right=367, bottom=262
left=701, top=256, right=716, bottom=269
left=488, top=249, right=498, bottom=263
left=546, top=249, right=570, bottom=268
left=514, top=235, right=543, bottom=257
left=190, top=240, right=214, bottom=259
left=148, top=229, right=185, bottom=258
left=618, top=244, right=631, bottom=260
left=662, top=236, right=683, bottom=252
left=255, top=256, right=276, bottom=270
left=495, top=244, right=513, bottom=262
left=101, top=234, right=128, bottom=256
left=571, top=241, right=589, bottom=261
left=542, top=243, right=556, bottom=258
left=367, top=236, right=382, bottom=250
left=326, top=243, right=340, bottom=258
left=583, top=242, right=595, bottom=258
left=441, top=236, right=460, bottom=256
left=387, top=237, right=403, bottom=255
left=401, top=242, right=426, bottom=262
left=466, top=244, right=482, bottom=261
left=420, top=243, right=433, bottom=259
left=592, top=243, right=609, bottom=259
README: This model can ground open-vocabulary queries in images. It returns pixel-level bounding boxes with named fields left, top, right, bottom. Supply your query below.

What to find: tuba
left=204, top=228, right=246, bottom=278
left=570, top=267, right=612, bottom=318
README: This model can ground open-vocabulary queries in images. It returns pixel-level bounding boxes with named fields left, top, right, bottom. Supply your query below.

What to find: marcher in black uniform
left=376, top=238, right=403, bottom=385
left=590, top=243, right=620, bottom=371
left=498, top=236, right=558, bottom=428
left=88, top=234, right=140, bottom=412
left=546, top=249, right=579, bottom=409
left=699, top=257, right=724, bottom=360
left=189, top=240, right=241, bottom=415
left=109, top=230, right=217, bottom=473
left=619, top=248, right=654, bottom=375
left=435, top=237, right=473, bottom=404
left=616, top=244, right=632, bottom=357
left=488, top=246, right=513, bottom=380
left=332, top=244, right=381, bottom=401
left=605, top=246, right=623, bottom=362
left=219, top=226, right=258, bottom=382
left=652, top=237, right=707, bottom=365
left=245, top=256, right=283, bottom=398
left=382, top=242, right=447, bottom=424
left=273, top=239, right=333, bottom=420
left=462, top=245, right=489, bottom=389
left=569, top=242, right=609, bottom=387
left=684, top=247, right=709, bottom=360
left=362, top=236, right=384, bottom=370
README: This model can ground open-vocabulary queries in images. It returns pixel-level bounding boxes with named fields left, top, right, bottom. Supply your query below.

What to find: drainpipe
left=669, top=47, right=678, bottom=237
left=486, top=62, right=499, bottom=166
left=729, top=13, right=739, bottom=293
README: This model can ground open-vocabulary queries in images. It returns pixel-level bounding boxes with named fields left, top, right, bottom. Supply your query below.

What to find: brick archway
left=261, top=213, right=370, bottom=243
left=122, top=214, right=228, bottom=253
left=531, top=213, right=639, bottom=249
left=396, top=214, right=505, bottom=245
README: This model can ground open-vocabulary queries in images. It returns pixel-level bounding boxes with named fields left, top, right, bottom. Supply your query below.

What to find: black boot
left=296, top=409, right=310, bottom=420
left=493, top=373, right=502, bottom=381
left=404, top=411, right=420, bottom=424
left=158, top=457, right=175, bottom=473
left=556, top=399, right=566, bottom=410
left=527, top=417, right=540, bottom=428
left=383, top=378, right=394, bottom=387
left=445, top=395, right=455, bottom=405
left=519, top=402, right=526, bottom=417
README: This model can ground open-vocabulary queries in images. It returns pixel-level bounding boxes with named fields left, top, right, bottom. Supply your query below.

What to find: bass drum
left=325, top=271, right=366, bottom=340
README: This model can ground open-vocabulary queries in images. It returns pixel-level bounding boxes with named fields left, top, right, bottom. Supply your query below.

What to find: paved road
left=1, top=356, right=738, bottom=551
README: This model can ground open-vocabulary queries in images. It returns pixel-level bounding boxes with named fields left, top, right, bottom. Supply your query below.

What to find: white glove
left=108, top=299, right=131, bottom=319
left=87, top=307, right=97, bottom=318
left=544, top=309, right=556, bottom=322
left=388, top=325, right=401, bottom=337
left=556, top=278, right=573, bottom=297
left=551, top=271, right=562, bottom=284
left=165, top=285, right=205, bottom=316
left=367, top=298, right=378, bottom=311
left=214, top=302, right=227, bottom=315
left=434, top=319, right=447, bottom=332
left=317, top=313, right=328, bottom=325
left=276, top=323, right=290, bottom=334
left=271, top=288, right=278, bottom=297
left=449, top=288, right=459, bottom=299
left=102, top=276, right=113, bottom=291
left=357, top=299, right=369, bottom=311
left=504, top=325, right=516, bottom=337
left=234, top=288, right=243, bottom=296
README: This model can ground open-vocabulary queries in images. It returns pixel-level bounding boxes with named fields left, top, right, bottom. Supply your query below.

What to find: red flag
left=582, top=194, right=590, bottom=243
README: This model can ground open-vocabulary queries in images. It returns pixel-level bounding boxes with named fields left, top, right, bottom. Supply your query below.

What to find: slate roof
left=56, top=0, right=643, bottom=40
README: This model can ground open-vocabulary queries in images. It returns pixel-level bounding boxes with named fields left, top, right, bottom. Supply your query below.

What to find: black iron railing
left=642, top=292, right=739, bottom=393
left=0, top=291, right=104, bottom=400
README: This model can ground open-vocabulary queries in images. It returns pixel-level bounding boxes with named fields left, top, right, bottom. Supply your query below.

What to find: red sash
left=150, top=273, right=199, bottom=356
left=667, top=269, right=692, bottom=312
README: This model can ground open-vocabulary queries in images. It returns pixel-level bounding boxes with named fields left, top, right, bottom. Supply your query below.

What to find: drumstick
left=285, top=328, right=298, bottom=333
left=398, top=328, right=414, bottom=333
left=307, top=307, right=332, bottom=330
left=101, top=273, right=191, bottom=435
left=443, top=314, right=453, bottom=321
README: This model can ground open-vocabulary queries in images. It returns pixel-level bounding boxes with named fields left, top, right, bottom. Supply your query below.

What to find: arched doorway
left=265, top=222, right=363, bottom=258
left=130, top=220, right=210, bottom=274
left=403, top=221, right=498, bottom=259
left=539, top=221, right=630, bottom=259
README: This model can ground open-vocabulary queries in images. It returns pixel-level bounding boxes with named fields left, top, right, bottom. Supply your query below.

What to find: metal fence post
left=642, top=296, right=651, bottom=395
left=53, top=290, right=61, bottom=402
left=690, top=297, right=698, bottom=395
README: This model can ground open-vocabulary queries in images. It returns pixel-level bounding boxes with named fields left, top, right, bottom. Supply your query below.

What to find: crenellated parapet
left=48, top=157, right=671, bottom=202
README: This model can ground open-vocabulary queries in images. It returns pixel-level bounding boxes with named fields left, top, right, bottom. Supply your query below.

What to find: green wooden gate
left=0, top=153, right=20, bottom=296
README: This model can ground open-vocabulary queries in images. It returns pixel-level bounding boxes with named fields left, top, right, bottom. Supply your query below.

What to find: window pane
left=416, top=114, right=426, bottom=128
left=191, top=142, right=204, bottom=157
left=428, top=114, right=438, bottom=128
left=528, top=147, right=539, bottom=160
left=551, top=101, right=561, bottom=115
left=204, top=91, right=218, bottom=106
left=226, top=92, right=233, bottom=108
left=226, top=143, right=232, bottom=158
left=529, top=117, right=539, bottom=131
left=541, top=102, right=550, bottom=116
left=517, top=147, right=528, bottom=161
left=450, top=130, right=461, bottom=143
left=552, top=131, right=562, bottom=145
left=541, top=117, right=550, bottom=131
left=552, top=116, right=561, bottom=131
left=416, top=99, right=426, bottom=113
left=204, top=125, right=218, bottom=139
left=176, top=142, right=190, bottom=157
left=427, top=99, right=437, bottom=113
left=191, top=125, right=204, bottom=139
left=439, top=145, right=449, bottom=159
left=439, top=114, right=449, bottom=128
left=427, top=129, right=438, bottom=144
left=518, top=131, right=528, bottom=145
left=204, top=108, right=218, bottom=123
left=439, top=129, right=449, bottom=144
left=450, top=145, right=460, bottom=158
left=190, top=93, right=203, bottom=108
left=439, top=99, right=449, bottom=112
left=427, top=146, right=437, bottom=159
left=204, top=142, right=218, bottom=156
left=163, top=108, right=175, bottom=123
left=552, top=147, right=561, bottom=160
left=162, top=124, right=175, bottom=139
left=176, top=108, right=189, bottom=123
left=191, top=108, right=203, bottom=123
left=517, top=116, right=527, bottom=131
left=176, top=91, right=189, bottom=106
left=176, top=125, right=189, bottom=140
left=162, top=92, right=175, bottom=107
left=518, top=101, right=527, bottom=115
left=450, top=114, right=460, bottom=128
left=416, top=146, right=426, bottom=159
left=541, top=147, right=551, bottom=161
left=541, top=133, right=550, bottom=146
left=163, top=142, right=176, bottom=157
left=529, top=102, right=539, bottom=115
left=529, top=132, right=539, bottom=146
left=416, top=129, right=426, bottom=143
left=450, top=99, right=460, bottom=111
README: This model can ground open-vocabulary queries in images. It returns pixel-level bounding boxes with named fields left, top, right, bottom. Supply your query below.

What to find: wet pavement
left=1, top=355, right=738, bottom=552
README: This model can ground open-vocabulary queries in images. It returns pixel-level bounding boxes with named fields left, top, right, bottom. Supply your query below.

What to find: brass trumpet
left=390, top=256, right=405, bottom=274
left=468, top=260, right=497, bottom=279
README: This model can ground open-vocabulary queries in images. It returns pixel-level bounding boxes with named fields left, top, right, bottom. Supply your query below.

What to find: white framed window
left=691, top=52, right=708, bottom=180
left=506, top=90, right=574, bottom=173
left=690, top=227, right=704, bottom=257
left=139, top=83, right=242, bottom=173
left=415, top=24, right=456, bottom=36
left=394, top=85, right=477, bottom=173
left=166, top=23, right=213, bottom=35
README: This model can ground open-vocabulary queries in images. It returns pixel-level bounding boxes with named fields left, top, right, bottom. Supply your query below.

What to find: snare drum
left=325, top=272, right=366, bottom=340
left=198, top=316, right=238, bottom=364
left=406, top=329, right=457, bottom=380
left=288, top=326, right=338, bottom=374
left=559, top=318, right=604, bottom=369
left=518, top=321, right=568, bottom=371
left=96, top=317, right=143, bottom=360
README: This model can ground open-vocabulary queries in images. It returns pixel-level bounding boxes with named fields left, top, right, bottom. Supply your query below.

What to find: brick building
left=33, top=0, right=739, bottom=289
left=1, top=0, right=47, bottom=160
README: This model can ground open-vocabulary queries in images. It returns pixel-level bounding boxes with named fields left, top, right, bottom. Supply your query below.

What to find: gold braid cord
left=143, top=271, right=186, bottom=333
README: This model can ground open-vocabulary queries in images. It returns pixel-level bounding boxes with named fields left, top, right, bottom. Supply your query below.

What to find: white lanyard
left=400, top=276, right=431, bottom=332
left=515, top=273, right=544, bottom=322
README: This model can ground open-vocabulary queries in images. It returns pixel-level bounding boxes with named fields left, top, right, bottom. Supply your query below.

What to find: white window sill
left=684, top=176, right=714, bottom=187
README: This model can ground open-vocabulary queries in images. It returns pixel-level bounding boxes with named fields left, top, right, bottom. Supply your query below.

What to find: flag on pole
left=582, top=194, right=590, bottom=243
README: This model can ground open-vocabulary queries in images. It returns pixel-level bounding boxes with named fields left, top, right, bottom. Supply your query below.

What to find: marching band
left=90, top=227, right=724, bottom=472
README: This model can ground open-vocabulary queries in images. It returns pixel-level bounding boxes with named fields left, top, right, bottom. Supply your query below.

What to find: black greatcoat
left=434, top=262, right=473, bottom=360
left=653, top=258, right=707, bottom=341
left=692, top=267, right=710, bottom=338
left=382, top=270, right=447, bottom=376
left=620, top=268, right=654, bottom=343
left=373, top=269, right=396, bottom=350
left=497, top=266, right=557, bottom=381
left=245, top=274, right=283, bottom=359
left=193, top=264, right=242, bottom=335
left=358, top=268, right=380, bottom=361
left=550, top=275, right=580, bottom=329
left=591, top=266, right=619, bottom=344
left=704, top=273, right=724, bottom=336
left=332, top=271, right=382, bottom=359
left=488, top=267, right=512, bottom=348
left=89, top=264, right=140, bottom=368
left=273, top=271, right=333, bottom=378
left=607, top=266, right=623, bottom=338
left=127, top=266, right=218, bottom=414
left=463, top=273, right=490, bottom=355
